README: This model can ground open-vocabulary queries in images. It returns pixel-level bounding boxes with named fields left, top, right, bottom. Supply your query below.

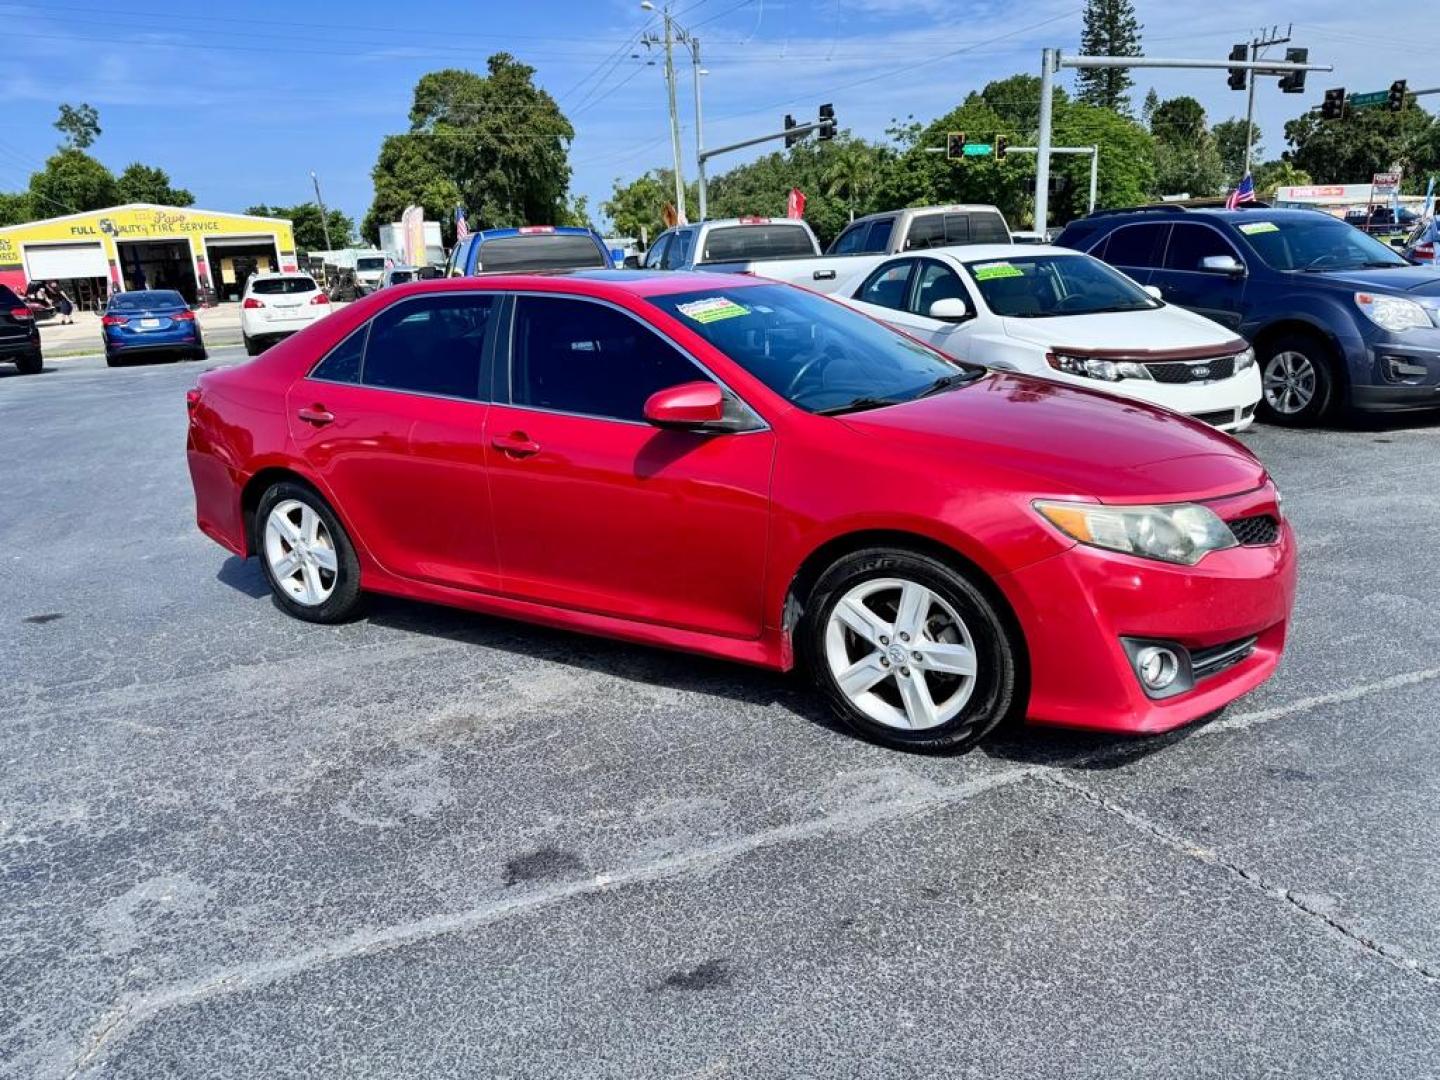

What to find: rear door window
left=361, top=295, right=494, bottom=400
left=1098, top=223, right=1170, bottom=269
left=864, top=216, right=896, bottom=252
left=310, top=326, right=367, bottom=384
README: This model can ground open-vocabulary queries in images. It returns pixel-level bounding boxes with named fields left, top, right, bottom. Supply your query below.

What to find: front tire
left=254, top=481, right=364, bottom=624
left=1257, top=331, right=1336, bottom=426
left=801, top=549, right=1021, bottom=753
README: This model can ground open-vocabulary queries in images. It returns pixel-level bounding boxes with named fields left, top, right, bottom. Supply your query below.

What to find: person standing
left=49, top=280, right=75, bottom=325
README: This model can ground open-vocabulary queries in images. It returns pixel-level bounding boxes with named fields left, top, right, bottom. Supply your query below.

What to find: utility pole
left=1035, top=48, right=1055, bottom=238
left=690, top=38, right=708, bottom=221
left=310, top=170, right=333, bottom=251
left=1243, top=25, right=1292, bottom=177
left=641, top=2, right=687, bottom=225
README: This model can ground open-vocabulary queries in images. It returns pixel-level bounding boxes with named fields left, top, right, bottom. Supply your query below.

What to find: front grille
left=1194, top=409, right=1236, bottom=427
left=1192, top=636, right=1258, bottom=680
left=1228, top=514, right=1280, bottom=546
left=1146, top=355, right=1237, bottom=384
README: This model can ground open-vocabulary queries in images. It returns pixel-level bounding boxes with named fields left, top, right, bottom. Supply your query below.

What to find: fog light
left=1134, top=646, right=1180, bottom=691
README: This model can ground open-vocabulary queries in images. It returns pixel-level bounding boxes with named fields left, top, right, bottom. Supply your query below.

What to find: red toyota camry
left=186, top=271, right=1296, bottom=753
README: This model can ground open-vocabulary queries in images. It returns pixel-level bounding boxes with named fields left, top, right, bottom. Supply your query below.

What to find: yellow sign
left=0, top=205, right=294, bottom=257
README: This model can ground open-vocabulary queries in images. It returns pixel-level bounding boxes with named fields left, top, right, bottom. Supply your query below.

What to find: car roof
left=1076, top=207, right=1325, bottom=228
left=897, top=243, right=1081, bottom=263
left=373, top=269, right=767, bottom=300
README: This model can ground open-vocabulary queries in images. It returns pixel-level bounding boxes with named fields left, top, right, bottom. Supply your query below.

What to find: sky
left=0, top=0, right=1429, bottom=232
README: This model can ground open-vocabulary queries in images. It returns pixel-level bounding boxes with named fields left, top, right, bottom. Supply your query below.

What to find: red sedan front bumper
left=999, top=492, right=1298, bottom=735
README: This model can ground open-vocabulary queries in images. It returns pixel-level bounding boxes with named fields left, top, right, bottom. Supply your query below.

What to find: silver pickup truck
left=646, top=206, right=1013, bottom=295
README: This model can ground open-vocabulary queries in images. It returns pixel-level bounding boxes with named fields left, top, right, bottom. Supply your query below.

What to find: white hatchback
left=839, top=245, right=1262, bottom=432
left=240, top=273, right=332, bottom=356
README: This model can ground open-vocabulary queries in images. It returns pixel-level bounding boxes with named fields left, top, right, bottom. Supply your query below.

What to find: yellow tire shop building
left=0, top=203, right=297, bottom=309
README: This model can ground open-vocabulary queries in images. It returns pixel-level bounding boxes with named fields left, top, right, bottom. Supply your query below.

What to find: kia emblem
left=1191, top=365, right=1211, bottom=379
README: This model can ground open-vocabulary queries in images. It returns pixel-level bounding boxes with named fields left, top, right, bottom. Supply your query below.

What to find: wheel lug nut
left=880, top=657, right=890, bottom=667
left=900, top=666, right=911, bottom=678
left=899, top=632, right=909, bottom=642
left=912, top=651, right=922, bottom=662
left=879, top=635, right=889, bottom=645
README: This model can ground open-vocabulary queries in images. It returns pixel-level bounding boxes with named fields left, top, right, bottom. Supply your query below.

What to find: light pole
left=690, top=38, right=709, bottom=220
left=310, top=170, right=333, bottom=251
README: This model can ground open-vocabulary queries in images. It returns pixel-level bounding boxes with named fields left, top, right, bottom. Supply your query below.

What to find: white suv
left=240, top=273, right=332, bottom=355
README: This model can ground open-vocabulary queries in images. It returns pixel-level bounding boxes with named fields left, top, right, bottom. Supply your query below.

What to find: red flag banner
left=787, top=188, right=807, bottom=219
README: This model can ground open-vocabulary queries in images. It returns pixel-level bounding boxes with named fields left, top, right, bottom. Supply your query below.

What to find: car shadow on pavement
left=216, top=556, right=273, bottom=598
left=983, top=717, right=1211, bottom=771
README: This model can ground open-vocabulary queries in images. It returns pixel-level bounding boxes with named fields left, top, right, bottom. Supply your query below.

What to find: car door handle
left=812, top=269, right=836, bottom=280
left=296, top=406, right=334, bottom=426
left=492, top=432, right=541, bottom=458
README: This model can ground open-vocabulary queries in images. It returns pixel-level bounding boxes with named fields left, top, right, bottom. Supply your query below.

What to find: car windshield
left=963, top=254, right=1160, bottom=318
left=647, top=284, right=978, bottom=415
left=356, top=258, right=385, bottom=271
left=250, top=277, right=317, bottom=295
left=110, top=290, right=185, bottom=310
left=1233, top=217, right=1410, bottom=271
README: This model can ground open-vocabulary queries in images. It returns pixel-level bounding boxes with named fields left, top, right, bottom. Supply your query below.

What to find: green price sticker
left=972, top=262, right=1024, bottom=281
left=676, top=297, right=750, bottom=324
left=1238, top=222, right=1280, bottom=235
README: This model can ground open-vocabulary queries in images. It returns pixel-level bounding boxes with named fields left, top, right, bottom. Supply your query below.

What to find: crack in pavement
left=1036, top=771, right=1440, bottom=987
left=56, top=663, right=1440, bottom=1075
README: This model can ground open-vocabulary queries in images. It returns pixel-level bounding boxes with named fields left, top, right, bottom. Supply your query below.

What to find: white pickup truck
left=646, top=205, right=1013, bottom=295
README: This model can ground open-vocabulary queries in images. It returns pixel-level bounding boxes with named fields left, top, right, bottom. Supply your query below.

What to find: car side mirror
left=644, top=381, right=727, bottom=429
left=623, top=255, right=641, bottom=269
left=1143, top=285, right=1163, bottom=301
left=928, top=297, right=972, bottom=323
left=1200, top=255, right=1246, bottom=277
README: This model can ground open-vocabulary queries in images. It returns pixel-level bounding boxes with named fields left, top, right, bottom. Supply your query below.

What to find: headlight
left=1047, top=353, right=1152, bottom=382
left=1034, top=500, right=1238, bottom=565
left=1234, top=346, right=1255, bottom=372
left=1355, top=292, right=1434, bottom=332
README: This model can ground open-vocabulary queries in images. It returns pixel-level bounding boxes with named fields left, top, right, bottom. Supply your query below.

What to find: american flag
left=455, top=206, right=470, bottom=241
left=1226, top=173, right=1256, bottom=210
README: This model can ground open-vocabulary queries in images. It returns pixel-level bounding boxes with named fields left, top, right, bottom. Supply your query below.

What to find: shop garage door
left=25, top=242, right=107, bottom=280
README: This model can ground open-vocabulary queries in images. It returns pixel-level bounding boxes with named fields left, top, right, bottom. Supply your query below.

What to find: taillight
left=101, top=314, right=128, bottom=326
left=10, top=306, right=33, bottom=321
left=173, top=309, right=196, bottom=321
left=310, top=293, right=330, bottom=305
left=242, top=297, right=264, bottom=309
left=186, top=388, right=201, bottom=412
left=1417, top=243, right=1435, bottom=259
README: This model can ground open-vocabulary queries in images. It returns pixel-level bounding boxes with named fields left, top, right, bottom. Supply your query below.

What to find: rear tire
left=243, top=334, right=262, bottom=357
left=1257, top=330, right=1337, bottom=426
left=14, top=351, right=42, bottom=375
left=801, top=548, right=1021, bottom=754
left=254, top=481, right=364, bottom=624
left=105, top=352, right=124, bottom=368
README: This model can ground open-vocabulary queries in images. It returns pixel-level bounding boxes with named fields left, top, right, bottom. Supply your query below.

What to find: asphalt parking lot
left=3, top=348, right=1438, bottom=1079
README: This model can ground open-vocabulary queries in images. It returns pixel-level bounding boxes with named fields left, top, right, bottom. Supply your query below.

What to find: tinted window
left=476, top=234, right=606, bottom=272
left=662, top=229, right=694, bottom=269
left=856, top=261, right=914, bottom=311
left=830, top=223, right=868, bottom=255
left=967, top=212, right=1010, bottom=244
left=310, top=326, right=366, bottom=383
left=1100, top=223, right=1169, bottom=268
left=446, top=241, right=466, bottom=277
left=110, top=290, right=186, bottom=310
left=864, top=217, right=896, bottom=252
left=510, top=296, right=703, bottom=422
left=250, top=276, right=318, bottom=295
left=904, top=215, right=945, bottom=250
left=1163, top=225, right=1235, bottom=270
left=1055, top=222, right=1104, bottom=251
left=356, top=258, right=385, bottom=272
left=913, top=260, right=969, bottom=316
left=1233, top=216, right=1409, bottom=271
left=0, top=285, right=20, bottom=307
left=644, top=233, right=671, bottom=269
left=362, top=295, right=493, bottom=399
left=964, top=255, right=1159, bottom=318
left=647, top=285, right=969, bottom=414
left=388, top=270, right=416, bottom=284
left=699, top=225, right=815, bottom=261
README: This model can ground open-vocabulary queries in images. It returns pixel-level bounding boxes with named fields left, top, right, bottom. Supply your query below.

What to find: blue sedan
left=103, top=290, right=206, bottom=366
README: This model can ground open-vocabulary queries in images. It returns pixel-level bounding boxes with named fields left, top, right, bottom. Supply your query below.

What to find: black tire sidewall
left=254, top=480, right=364, bottom=624
left=801, top=549, right=1019, bottom=753
left=1257, top=331, right=1335, bottom=426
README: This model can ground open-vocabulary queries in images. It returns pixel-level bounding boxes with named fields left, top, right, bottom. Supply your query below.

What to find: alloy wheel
left=263, top=499, right=339, bottom=606
left=823, top=577, right=978, bottom=731
left=1263, top=351, right=1317, bottom=415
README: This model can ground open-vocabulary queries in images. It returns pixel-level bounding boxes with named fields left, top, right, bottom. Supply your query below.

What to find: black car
left=1056, top=207, right=1440, bottom=425
left=0, top=284, right=43, bottom=375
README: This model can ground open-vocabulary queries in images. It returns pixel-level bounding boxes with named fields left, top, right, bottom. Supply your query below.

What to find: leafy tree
left=246, top=202, right=356, bottom=254
left=0, top=192, right=30, bottom=227
left=557, top=194, right=595, bottom=230
left=364, top=55, right=575, bottom=243
left=1141, top=88, right=1159, bottom=126
left=1150, top=96, right=1206, bottom=142
left=1149, top=96, right=1223, bottom=198
left=28, top=149, right=117, bottom=215
left=54, top=103, right=100, bottom=150
left=1212, top=118, right=1261, bottom=184
left=820, top=137, right=882, bottom=221
left=116, top=163, right=194, bottom=206
left=1075, top=0, right=1142, bottom=112
left=602, top=170, right=687, bottom=241
left=1253, top=159, right=1311, bottom=198
left=1282, top=102, right=1436, bottom=186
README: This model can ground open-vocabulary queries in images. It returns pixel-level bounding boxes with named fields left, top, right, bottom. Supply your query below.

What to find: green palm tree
left=822, top=141, right=879, bottom=222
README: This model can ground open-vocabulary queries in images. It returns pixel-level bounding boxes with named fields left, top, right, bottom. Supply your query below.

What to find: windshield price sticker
left=1238, top=222, right=1280, bottom=235
left=972, top=262, right=1024, bottom=281
left=676, top=297, right=750, bottom=324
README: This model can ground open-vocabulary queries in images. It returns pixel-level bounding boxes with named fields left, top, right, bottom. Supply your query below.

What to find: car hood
left=1000, top=306, right=1241, bottom=353
left=839, top=373, right=1266, bottom=504
left=1311, top=266, right=1440, bottom=296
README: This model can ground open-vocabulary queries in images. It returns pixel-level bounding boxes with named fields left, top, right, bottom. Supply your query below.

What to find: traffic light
left=1227, top=43, right=1248, bottom=91
left=818, top=102, right=836, bottom=140
left=996, top=135, right=1008, bottom=161
left=1321, top=87, right=1346, bottom=120
left=784, top=114, right=800, bottom=149
left=1278, top=47, right=1308, bottom=94
left=1389, top=79, right=1408, bottom=112
left=946, top=131, right=965, bottom=160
